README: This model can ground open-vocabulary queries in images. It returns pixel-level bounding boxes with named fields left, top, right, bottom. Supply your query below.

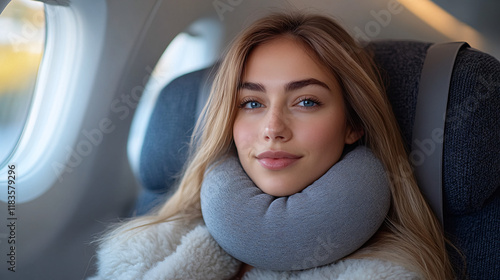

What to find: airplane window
left=0, top=0, right=45, bottom=167
left=128, top=18, right=222, bottom=177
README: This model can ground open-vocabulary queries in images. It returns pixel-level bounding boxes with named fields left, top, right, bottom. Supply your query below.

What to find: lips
left=256, top=151, right=302, bottom=170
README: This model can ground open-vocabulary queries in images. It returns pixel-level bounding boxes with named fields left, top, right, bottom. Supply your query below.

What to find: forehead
left=241, top=36, right=336, bottom=87
left=246, top=36, right=323, bottom=67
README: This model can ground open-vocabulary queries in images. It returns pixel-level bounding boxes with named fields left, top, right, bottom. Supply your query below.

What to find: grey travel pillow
left=200, top=146, right=391, bottom=271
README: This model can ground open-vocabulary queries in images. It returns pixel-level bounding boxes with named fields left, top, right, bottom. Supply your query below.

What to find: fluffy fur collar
left=88, top=219, right=420, bottom=280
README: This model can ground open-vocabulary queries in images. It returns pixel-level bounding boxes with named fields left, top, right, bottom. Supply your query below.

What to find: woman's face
left=233, top=36, right=361, bottom=196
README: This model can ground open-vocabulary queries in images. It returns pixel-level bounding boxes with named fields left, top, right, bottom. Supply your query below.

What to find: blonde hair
left=111, top=12, right=455, bottom=279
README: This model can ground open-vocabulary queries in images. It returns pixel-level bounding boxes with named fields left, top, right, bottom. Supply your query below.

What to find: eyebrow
left=238, top=78, right=330, bottom=92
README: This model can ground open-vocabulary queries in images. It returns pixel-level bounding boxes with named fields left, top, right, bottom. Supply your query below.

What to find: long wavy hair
left=108, top=12, right=455, bottom=279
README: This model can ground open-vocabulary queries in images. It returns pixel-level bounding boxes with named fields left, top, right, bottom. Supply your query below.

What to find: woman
left=91, top=12, right=455, bottom=279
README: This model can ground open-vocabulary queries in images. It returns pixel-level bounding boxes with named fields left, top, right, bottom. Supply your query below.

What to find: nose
left=263, top=108, right=292, bottom=142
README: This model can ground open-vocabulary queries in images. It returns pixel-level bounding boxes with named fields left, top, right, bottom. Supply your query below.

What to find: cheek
left=233, top=117, right=255, bottom=151
left=296, top=116, right=347, bottom=155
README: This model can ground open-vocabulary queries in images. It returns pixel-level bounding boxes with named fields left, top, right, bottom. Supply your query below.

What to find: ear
left=345, top=126, right=364, bottom=144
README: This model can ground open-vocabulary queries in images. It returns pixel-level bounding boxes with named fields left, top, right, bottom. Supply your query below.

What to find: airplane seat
left=369, top=41, right=500, bottom=280
left=135, top=65, right=216, bottom=215
left=135, top=40, right=500, bottom=279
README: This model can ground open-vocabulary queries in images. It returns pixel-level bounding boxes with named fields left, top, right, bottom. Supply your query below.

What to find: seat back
left=136, top=40, right=500, bottom=279
left=135, top=65, right=215, bottom=215
left=370, top=41, right=500, bottom=279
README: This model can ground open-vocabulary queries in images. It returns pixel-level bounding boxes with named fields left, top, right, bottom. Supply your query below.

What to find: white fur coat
left=88, top=219, right=420, bottom=280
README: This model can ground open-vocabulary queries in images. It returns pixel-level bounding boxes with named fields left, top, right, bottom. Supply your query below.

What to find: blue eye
left=241, top=101, right=263, bottom=109
left=298, top=99, right=319, bottom=107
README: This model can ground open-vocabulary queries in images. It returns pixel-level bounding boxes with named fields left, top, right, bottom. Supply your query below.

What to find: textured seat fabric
left=136, top=66, right=215, bottom=214
left=369, top=41, right=500, bottom=279
left=136, top=40, right=500, bottom=279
